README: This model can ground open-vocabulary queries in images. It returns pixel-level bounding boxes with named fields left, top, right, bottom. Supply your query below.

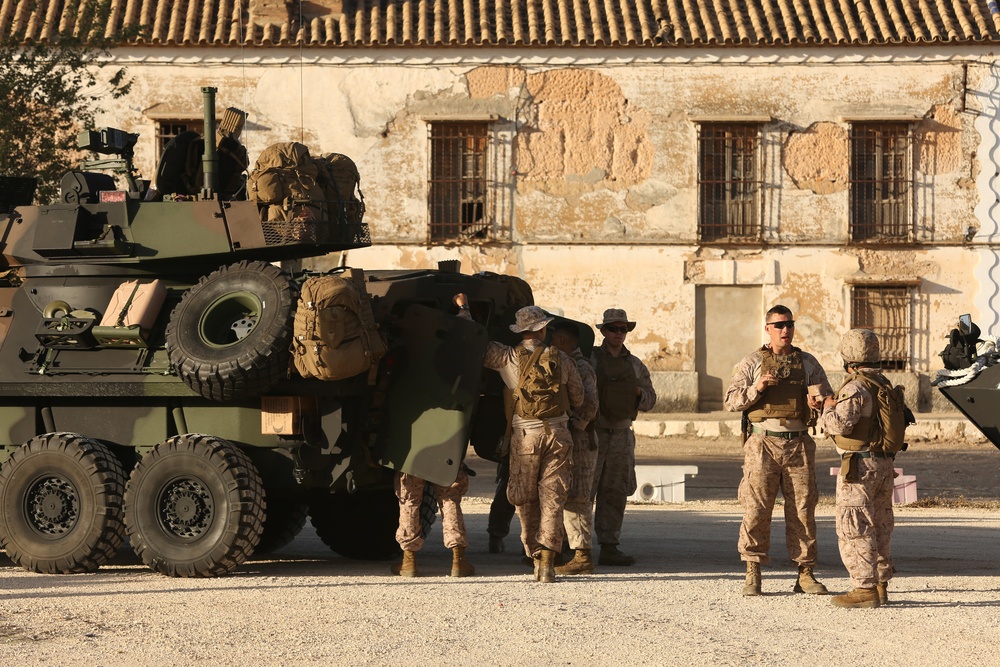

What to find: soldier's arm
left=562, top=352, right=585, bottom=410
left=453, top=292, right=513, bottom=370
left=819, top=382, right=865, bottom=435
left=804, top=353, right=835, bottom=396
left=724, top=355, right=762, bottom=412
left=576, top=363, right=599, bottom=424
left=634, top=358, right=657, bottom=413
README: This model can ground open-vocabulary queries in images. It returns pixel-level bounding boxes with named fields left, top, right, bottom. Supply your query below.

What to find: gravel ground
left=2, top=435, right=1000, bottom=666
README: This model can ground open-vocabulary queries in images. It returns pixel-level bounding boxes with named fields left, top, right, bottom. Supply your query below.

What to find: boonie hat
left=596, top=308, right=636, bottom=332
left=510, top=305, right=554, bottom=333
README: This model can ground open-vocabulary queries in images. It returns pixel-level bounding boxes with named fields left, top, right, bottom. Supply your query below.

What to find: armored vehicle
left=0, top=88, right=541, bottom=577
left=935, top=314, right=1000, bottom=451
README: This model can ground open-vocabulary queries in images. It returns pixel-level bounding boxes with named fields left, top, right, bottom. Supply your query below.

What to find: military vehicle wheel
left=0, top=432, right=127, bottom=574
left=166, top=260, right=295, bottom=401
left=124, top=434, right=265, bottom=577
left=255, top=492, right=310, bottom=555
left=308, top=488, right=401, bottom=561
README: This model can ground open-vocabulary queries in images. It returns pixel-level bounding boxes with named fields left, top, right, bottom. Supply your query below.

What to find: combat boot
left=555, top=549, right=594, bottom=575
left=743, top=561, right=762, bottom=596
left=831, top=587, right=880, bottom=609
left=598, top=544, right=636, bottom=566
left=793, top=565, right=829, bottom=595
left=450, top=546, right=475, bottom=578
left=488, top=536, right=505, bottom=554
left=876, top=582, right=889, bottom=606
left=537, top=549, right=556, bottom=583
left=391, top=550, right=419, bottom=577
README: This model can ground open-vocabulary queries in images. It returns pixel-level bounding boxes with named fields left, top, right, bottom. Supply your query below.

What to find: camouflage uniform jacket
left=569, top=348, right=599, bottom=432
left=483, top=338, right=585, bottom=429
left=589, top=343, right=656, bottom=429
left=819, top=368, right=879, bottom=452
left=725, top=347, right=832, bottom=431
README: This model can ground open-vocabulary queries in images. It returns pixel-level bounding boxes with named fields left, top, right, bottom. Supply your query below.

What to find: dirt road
left=2, top=435, right=999, bottom=666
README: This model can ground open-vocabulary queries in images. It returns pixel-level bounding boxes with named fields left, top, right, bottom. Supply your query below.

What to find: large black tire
left=307, top=488, right=402, bottom=561
left=166, top=260, right=295, bottom=401
left=254, top=491, right=310, bottom=555
left=124, top=434, right=265, bottom=577
left=0, top=432, right=126, bottom=574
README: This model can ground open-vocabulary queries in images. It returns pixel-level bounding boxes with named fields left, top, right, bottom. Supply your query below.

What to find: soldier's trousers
left=394, top=469, right=469, bottom=552
left=835, top=456, right=895, bottom=588
left=487, top=459, right=516, bottom=539
left=508, top=423, right=572, bottom=556
left=564, top=428, right=599, bottom=550
left=591, top=427, right=637, bottom=547
left=737, top=432, right=819, bottom=566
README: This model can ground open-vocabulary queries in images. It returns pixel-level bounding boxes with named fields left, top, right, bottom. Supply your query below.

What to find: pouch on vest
left=291, top=269, right=385, bottom=382
left=596, top=350, right=638, bottom=422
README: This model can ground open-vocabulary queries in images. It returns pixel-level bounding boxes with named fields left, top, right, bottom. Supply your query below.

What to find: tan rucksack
left=247, top=142, right=324, bottom=221
left=291, top=269, right=385, bottom=382
left=313, top=152, right=365, bottom=224
left=853, top=373, right=912, bottom=454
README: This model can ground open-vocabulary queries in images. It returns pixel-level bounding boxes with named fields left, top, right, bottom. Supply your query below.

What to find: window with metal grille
left=428, top=122, right=490, bottom=243
left=849, top=122, right=912, bottom=243
left=697, top=123, right=762, bottom=243
left=851, top=286, right=911, bottom=370
left=155, top=120, right=204, bottom=162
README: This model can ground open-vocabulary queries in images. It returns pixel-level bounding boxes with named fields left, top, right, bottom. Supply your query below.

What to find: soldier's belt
left=750, top=426, right=807, bottom=440
left=854, top=451, right=894, bottom=459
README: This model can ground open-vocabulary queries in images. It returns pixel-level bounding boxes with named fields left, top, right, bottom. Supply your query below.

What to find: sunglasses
left=767, top=320, right=795, bottom=330
left=603, top=325, right=629, bottom=334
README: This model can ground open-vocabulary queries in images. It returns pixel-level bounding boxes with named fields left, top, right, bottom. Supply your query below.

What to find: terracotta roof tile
left=4, top=0, right=1000, bottom=48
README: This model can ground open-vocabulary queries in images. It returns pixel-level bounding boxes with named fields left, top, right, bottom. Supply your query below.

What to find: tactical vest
left=832, top=371, right=908, bottom=453
left=514, top=345, right=570, bottom=420
left=594, top=347, right=639, bottom=422
left=746, top=346, right=809, bottom=423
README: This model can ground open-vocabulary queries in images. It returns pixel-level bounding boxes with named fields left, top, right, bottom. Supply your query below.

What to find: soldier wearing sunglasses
left=725, top=305, right=833, bottom=597
left=588, top=308, right=657, bottom=567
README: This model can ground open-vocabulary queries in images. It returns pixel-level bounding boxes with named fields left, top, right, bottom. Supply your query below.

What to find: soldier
left=454, top=293, right=584, bottom=582
left=589, top=308, right=657, bottom=566
left=725, top=305, right=832, bottom=596
left=549, top=319, right=600, bottom=575
left=391, top=470, right=475, bottom=578
left=820, top=329, right=908, bottom=609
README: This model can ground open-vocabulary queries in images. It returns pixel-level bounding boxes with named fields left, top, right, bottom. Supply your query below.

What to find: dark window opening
left=155, top=120, right=205, bottom=162
left=849, top=122, right=911, bottom=243
left=851, top=286, right=911, bottom=371
left=428, top=122, right=490, bottom=243
left=697, top=123, right=762, bottom=243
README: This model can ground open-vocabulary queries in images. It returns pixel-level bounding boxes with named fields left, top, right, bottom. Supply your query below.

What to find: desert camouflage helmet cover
left=839, top=328, right=880, bottom=364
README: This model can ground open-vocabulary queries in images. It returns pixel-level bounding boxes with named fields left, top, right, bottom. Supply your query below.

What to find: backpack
left=313, top=152, right=365, bottom=225
left=845, top=373, right=915, bottom=454
left=247, top=142, right=325, bottom=221
left=291, top=269, right=385, bottom=382
left=514, top=345, right=570, bottom=420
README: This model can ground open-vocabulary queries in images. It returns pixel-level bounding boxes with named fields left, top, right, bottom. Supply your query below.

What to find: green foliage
left=0, top=0, right=137, bottom=202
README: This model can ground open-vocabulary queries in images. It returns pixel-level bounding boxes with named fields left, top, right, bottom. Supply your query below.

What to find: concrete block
left=632, top=419, right=664, bottom=438
left=628, top=464, right=698, bottom=503
left=649, top=371, right=699, bottom=412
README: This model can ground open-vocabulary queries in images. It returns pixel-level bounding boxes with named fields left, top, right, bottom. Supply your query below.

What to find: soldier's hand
left=755, top=373, right=777, bottom=392
left=453, top=293, right=469, bottom=308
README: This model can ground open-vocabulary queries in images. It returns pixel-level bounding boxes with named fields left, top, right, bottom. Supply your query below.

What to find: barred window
left=155, top=120, right=204, bottom=162
left=697, top=123, right=762, bottom=243
left=849, top=122, right=912, bottom=243
left=851, top=286, right=911, bottom=370
left=428, top=122, right=490, bottom=243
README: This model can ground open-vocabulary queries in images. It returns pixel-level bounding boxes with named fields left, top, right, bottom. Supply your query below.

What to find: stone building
left=7, top=0, right=1000, bottom=412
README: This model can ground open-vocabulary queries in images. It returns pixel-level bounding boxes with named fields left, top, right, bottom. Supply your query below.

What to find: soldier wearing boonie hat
left=453, top=293, right=585, bottom=583
left=588, top=308, right=656, bottom=567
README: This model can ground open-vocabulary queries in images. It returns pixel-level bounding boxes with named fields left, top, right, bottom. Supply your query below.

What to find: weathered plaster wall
left=91, top=51, right=989, bottom=410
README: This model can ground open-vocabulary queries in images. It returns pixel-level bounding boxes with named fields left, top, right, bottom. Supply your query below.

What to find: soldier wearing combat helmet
left=820, top=329, right=911, bottom=609
left=725, top=305, right=833, bottom=596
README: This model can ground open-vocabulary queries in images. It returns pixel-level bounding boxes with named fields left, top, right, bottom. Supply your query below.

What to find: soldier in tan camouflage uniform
left=725, top=305, right=832, bottom=596
left=392, top=469, right=474, bottom=578
left=820, top=329, right=903, bottom=609
left=548, top=320, right=600, bottom=575
left=454, top=294, right=585, bottom=582
left=589, top=309, right=657, bottom=567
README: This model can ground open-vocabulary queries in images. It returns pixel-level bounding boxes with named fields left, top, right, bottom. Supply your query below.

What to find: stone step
left=632, top=411, right=988, bottom=442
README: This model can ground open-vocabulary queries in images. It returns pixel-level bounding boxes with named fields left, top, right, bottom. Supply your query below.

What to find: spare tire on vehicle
left=166, top=260, right=295, bottom=401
